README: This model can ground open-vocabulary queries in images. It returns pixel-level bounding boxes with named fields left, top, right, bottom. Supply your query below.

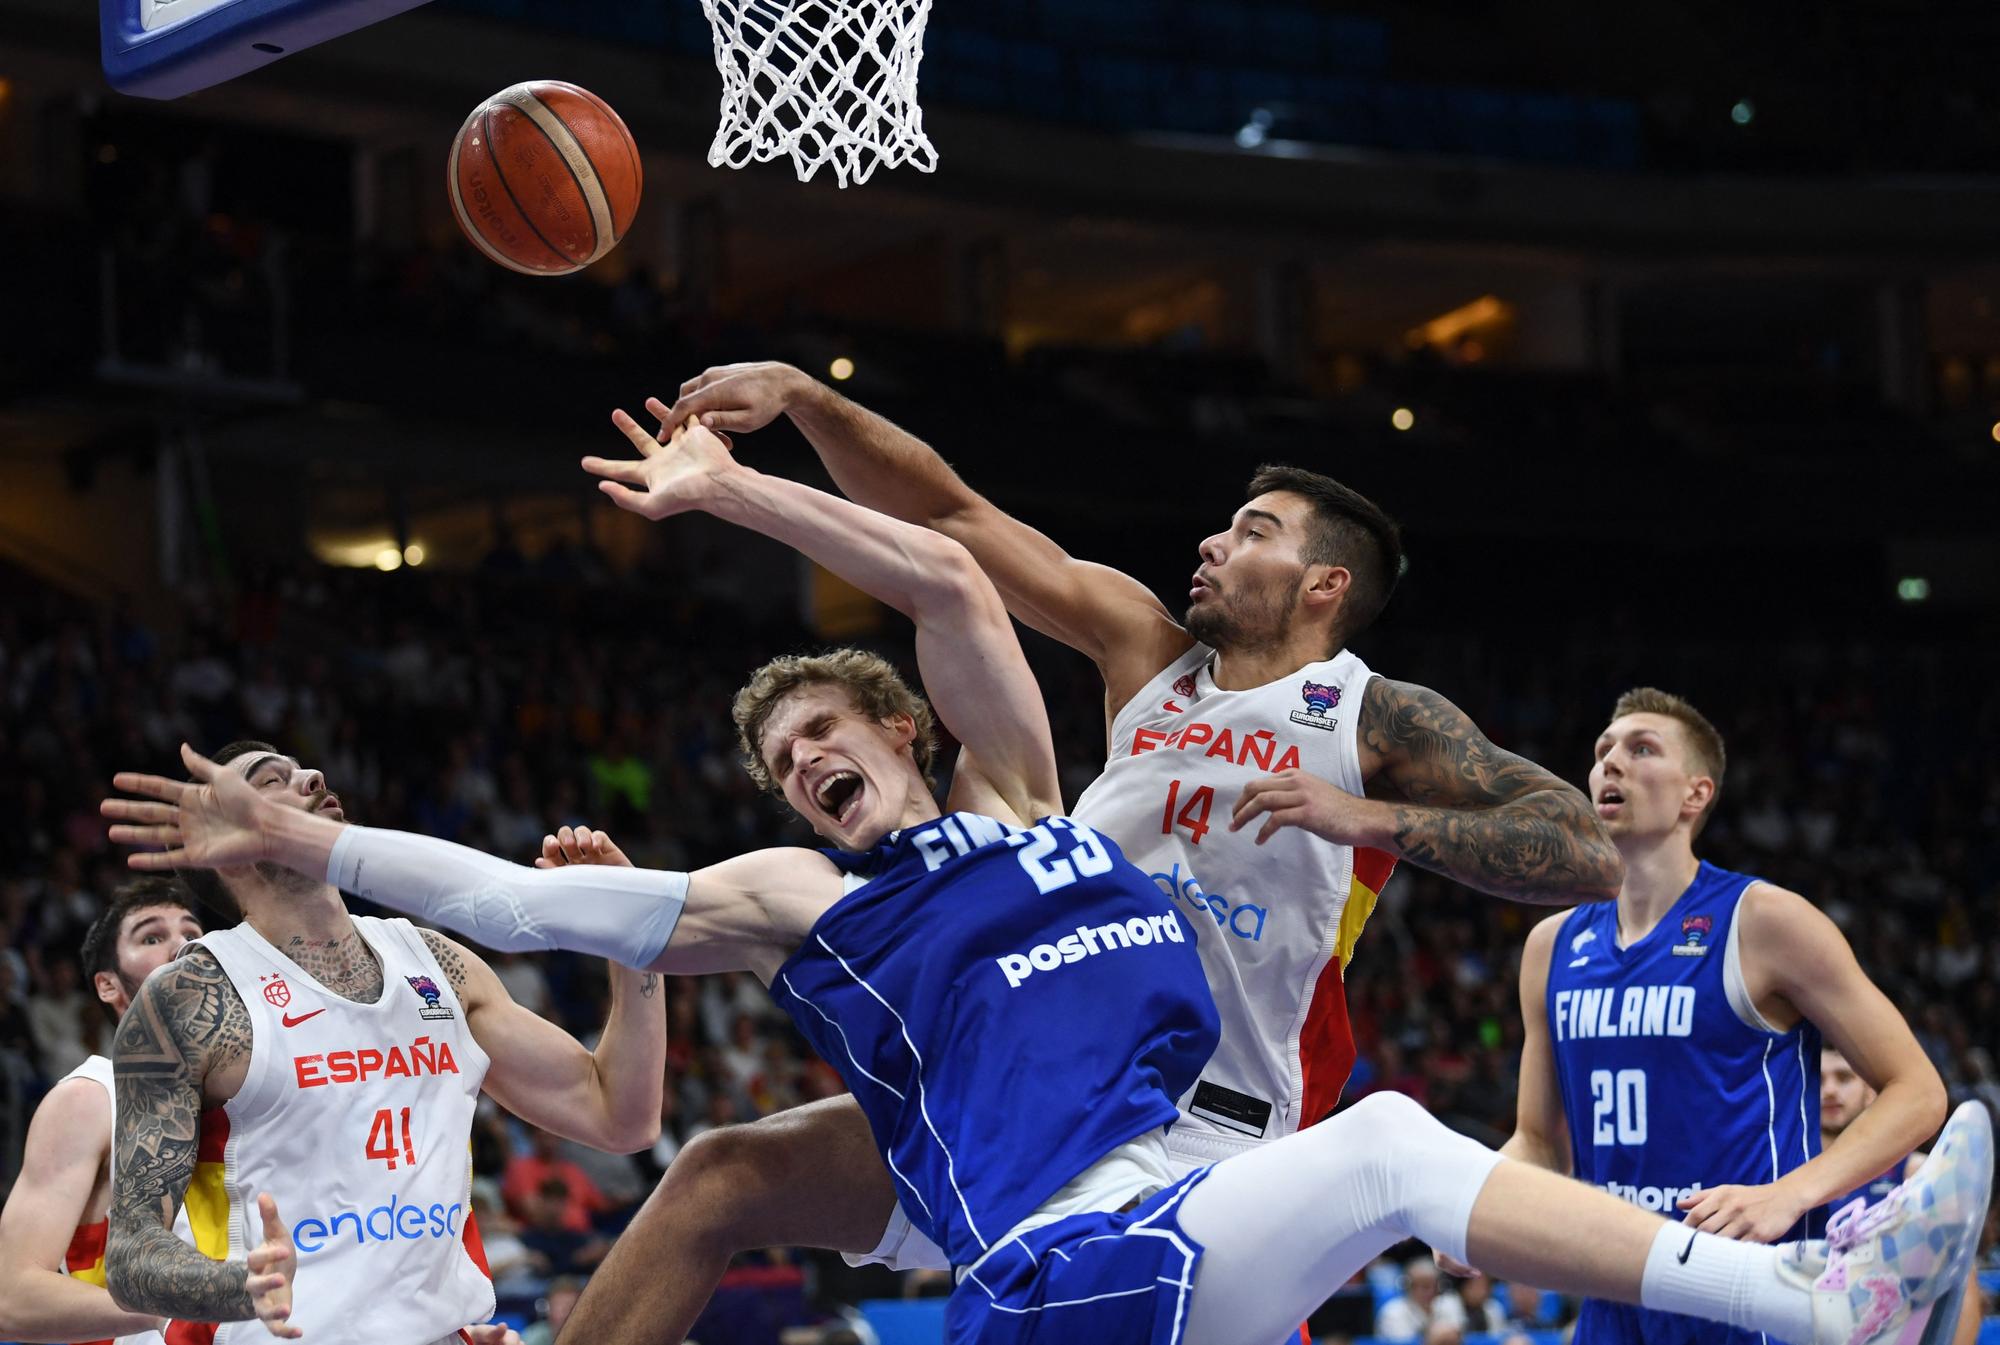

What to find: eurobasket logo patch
left=1173, top=673, right=1197, bottom=698
left=405, top=975, right=454, bottom=1020
left=1289, top=680, right=1341, bottom=731
left=1673, top=913, right=1713, bottom=957
left=260, top=974, right=291, bottom=1009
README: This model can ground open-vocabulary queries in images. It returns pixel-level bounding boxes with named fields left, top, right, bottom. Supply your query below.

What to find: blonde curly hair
left=732, top=649, right=939, bottom=797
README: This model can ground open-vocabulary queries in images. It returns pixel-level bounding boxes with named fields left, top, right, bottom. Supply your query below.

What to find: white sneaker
left=1782, top=1100, right=1993, bottom=1345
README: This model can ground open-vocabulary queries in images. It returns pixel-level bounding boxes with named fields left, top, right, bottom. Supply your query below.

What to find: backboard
left=101, top=0, right=434, bottom=99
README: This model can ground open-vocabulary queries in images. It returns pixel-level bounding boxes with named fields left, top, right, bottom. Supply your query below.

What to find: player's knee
left=1336, top=1090, right=1441, bottom=1161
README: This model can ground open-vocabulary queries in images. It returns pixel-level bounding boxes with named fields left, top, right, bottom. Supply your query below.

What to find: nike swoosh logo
left=280, top=1008, right=327, bottom=1028
left=1677, top=1232, right=1698, bottom=1264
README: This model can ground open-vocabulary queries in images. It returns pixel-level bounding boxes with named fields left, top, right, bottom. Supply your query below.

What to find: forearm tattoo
left=1361, top=678, right=1623, bottom=904
left=107, top=948, right=256, bottom=1321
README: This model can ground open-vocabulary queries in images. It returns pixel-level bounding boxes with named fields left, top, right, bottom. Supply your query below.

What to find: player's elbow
left=103, top=1234, right=145, bottom=1313
left=608, top=1112, right=662, bottom=1154
left=1905, top=1066, right=1949, bottom=1142
left=910, top=534, right=998, bottom=613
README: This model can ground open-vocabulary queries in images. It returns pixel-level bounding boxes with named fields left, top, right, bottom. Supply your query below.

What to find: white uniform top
left=1074, top=643, right=1397, bottom=1164
left=58, top=1054, right=186, bottom=1345
left=192, top=917, right=493, bottom=1345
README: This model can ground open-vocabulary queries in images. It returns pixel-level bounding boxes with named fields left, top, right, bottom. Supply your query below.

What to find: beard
left=256, top=859, right=327, bottom=898
left=1183, top=570, right=1298, bottom=653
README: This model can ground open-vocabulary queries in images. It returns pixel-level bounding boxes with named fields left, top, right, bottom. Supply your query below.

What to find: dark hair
left=79, top=876, right=201, bottom=997
left=1246, top=464, right=1405, bottom=641
left=1609, top=687, right=1728, bottom=837
left=174, top=739, right=280, bottom=922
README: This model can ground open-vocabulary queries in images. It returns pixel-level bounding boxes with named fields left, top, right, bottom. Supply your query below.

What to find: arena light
left=403, top=544, right=426, bottom=566
left=1731, top=100, right=1755, bottom=126
left=374, top=548, right=403, bottom=572
left=1236, top=108, right=1274, bottom=150
left=1391, top=407, right=1415, bottom=432
left=1896, top=577, right=1931, bottom=603
left=1989, top=421, right=1999, bottom=444
left=829, top=357, right=855, bottom=381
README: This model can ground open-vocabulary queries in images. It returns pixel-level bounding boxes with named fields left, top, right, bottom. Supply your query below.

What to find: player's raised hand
left=657, top=361, right=809, bottom=436
left=102, top=743, right=279, bottom=872
left=535, top=825, right=634, bottom=869
left=245, top=1192, right=302, bottom=1338
left=585, top=411, right=744, bottom=520
left=1229, top=768, right=1387, bottom=847
left=1676, top=1181, right=1809, bottom=1243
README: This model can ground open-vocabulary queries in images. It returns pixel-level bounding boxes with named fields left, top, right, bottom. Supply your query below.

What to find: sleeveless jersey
left=1072, top=643, right=1394, bottom=1161
left=768, top=812, right=1219, bottom=1270
left=191, top=917, right=495, bottom=1345
left=1548, top=863, right=1821, bottom=1345
left=58, top=1054, right=198, bottom=1345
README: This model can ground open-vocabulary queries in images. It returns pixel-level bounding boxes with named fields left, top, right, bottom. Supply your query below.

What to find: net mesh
left=701, top=0, right=938, bottom=187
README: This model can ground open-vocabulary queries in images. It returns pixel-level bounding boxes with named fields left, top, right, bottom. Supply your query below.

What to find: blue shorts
left=1576, top=1300, right=1764, bottom=1345
left=944, top=1166, right=1212, bottom=1345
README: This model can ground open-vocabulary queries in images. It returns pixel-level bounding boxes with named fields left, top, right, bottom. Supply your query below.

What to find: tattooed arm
left=105, top=948, right=297, bottom=1333
left=1232, top=678, right=1621, bottom=904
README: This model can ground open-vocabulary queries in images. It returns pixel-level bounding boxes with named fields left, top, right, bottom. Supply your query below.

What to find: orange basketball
left=448, top=80, right=641, bottom=277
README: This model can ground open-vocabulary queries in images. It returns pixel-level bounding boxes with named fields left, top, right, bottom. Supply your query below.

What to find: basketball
left=448, top=80, right=641, bottom=277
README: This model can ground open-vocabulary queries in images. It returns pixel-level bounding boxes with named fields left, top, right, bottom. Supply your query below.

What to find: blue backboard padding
left=100, top=0, right=435, bottom=98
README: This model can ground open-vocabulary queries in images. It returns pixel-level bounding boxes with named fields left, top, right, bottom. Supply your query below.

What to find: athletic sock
left=1640, top=1224, right=1816, bottom=1343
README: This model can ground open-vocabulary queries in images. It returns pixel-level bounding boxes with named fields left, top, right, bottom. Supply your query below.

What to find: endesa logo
left=291, top=1193, right=465, bottom=1254
left=1154, top=862, right=1268, bottom=942
left=294, top=1035, right=460, bottom=1089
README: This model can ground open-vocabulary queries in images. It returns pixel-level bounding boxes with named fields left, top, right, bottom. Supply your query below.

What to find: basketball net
left=701, top=0, right=938, bottom=187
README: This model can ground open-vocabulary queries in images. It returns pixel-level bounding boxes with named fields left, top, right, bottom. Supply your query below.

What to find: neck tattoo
left=286, top=932, right=383, bottom=1004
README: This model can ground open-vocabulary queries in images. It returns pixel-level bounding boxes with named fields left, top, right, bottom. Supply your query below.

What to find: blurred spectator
left=1376, top=1257, right=1466, bottom=1341
left=503, top=1128, right=609, bottom=1233
left=1456, top=1272, right=1514, bottom=1334
left=516, top=1180, right=611, bottom=1277
left=520, top=1276, right=585, bottom=1345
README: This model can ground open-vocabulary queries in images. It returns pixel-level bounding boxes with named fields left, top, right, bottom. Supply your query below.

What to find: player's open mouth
left=316, top=794, right=343, bottom=819
left=815, top=771, right=865, bottom=826
left=1595, top=787, right=1624, bottom=818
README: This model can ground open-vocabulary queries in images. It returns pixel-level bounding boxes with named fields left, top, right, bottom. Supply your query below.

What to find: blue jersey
left=768, top=812, right=1220, bottom=1271
left=1548, top=862, right=1822, bottom=1345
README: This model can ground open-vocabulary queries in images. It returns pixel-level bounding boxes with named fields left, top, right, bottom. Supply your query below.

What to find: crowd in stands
left=1, top=545, right=1995, bottom=1343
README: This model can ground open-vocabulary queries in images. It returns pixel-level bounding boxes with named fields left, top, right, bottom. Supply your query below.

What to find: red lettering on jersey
left=1274, top=745, right=1302, bottom=772
left=1133, top=727, right=1167, bottom=754
left=1204, top=728, right=1235, bottom=761
left=1180, top=722, right=1213, bottom=750
left=1240, top=730, right=1276, bottom=771
left=292, top=1036, right=460, bottom=1090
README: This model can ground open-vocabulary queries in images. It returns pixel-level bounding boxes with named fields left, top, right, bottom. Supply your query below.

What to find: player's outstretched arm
left=1229, top=678, right=1621, bottom=902
left=587, top=411, right=1062, bottom=818
left=1676, top=885, right=1947, bottom=1242
left=410, top=827, right=666, bottom=1155
left=655, top=365, right=1190, bottom=703
left=105, top=952, right=299, bottom=1336
left=0, top=1080, right=167, bottom=1343
left=104, top=746, right=840, bottom=983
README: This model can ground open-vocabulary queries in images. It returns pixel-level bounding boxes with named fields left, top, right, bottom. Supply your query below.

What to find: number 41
left=366, top=1107, right=417, bottom=1170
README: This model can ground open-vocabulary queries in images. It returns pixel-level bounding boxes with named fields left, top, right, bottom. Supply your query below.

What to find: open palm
left=582, top=410, right=741, bottom=520
left=101, top=742, right=276, bottom=873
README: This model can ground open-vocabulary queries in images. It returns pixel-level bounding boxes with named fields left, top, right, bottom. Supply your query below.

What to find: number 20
left=1589, top=1069, right=1647, bottom=1146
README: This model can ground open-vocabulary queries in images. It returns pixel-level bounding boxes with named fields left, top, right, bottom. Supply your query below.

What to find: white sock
left=1640, top=1225, right=1816, bottom=1344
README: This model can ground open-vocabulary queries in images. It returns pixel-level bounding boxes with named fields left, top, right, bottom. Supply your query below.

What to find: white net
left=701, top=0, right=938, bottom=187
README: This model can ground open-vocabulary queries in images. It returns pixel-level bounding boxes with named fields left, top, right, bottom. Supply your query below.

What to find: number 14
left=1162, top=779, right=1215, bottom=845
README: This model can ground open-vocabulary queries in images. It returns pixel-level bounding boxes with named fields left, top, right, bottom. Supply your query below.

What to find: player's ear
left=94, top=969, right=122, bottom=1009
left=1683, top=775, right=1716, bottom=821
left=1301, top=563, right=1352, bottom=609
left=879, top=712, right=917, bottom=749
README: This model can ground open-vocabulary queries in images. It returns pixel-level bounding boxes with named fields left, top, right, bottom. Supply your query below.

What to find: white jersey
left=1074, top=643, right=1397, bottom=1163
left=192, top=917, right=494, bottom=1345
left=58, top=1054, right=190, bottom=1345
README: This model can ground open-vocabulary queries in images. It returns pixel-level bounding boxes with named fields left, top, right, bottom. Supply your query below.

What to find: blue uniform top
left=767, top=812, right=1220, bottom=1270
left=1548, top=861, right=1822, bottom=1235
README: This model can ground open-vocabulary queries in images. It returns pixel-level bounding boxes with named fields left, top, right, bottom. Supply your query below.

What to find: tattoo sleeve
left=1361, top=677, right=1623, bottom=905
left=418, top=928, right=469, bottom=997
left=107, top=948, right=256, bottom=1321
